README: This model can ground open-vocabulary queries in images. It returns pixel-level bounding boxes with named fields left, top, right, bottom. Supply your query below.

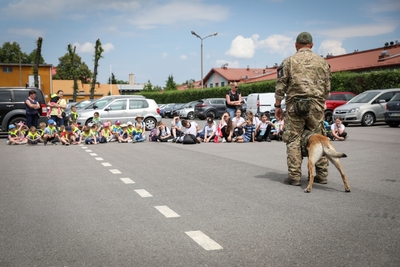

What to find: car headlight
left=348, top=107, right=360, bottom=113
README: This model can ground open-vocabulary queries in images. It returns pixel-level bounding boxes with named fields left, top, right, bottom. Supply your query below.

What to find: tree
left=108, top=73, right=129, bottom=84
left=0, top=41, right=29, bottom=63
left=33, top=37, right=43, bottom=88
left=90, top=39, right=104, bottom=99
left=67, top=44, right=79, bottom=102
left=142, top=80, right=153, bottom=92
left=153, top=85, right=162, bottom=91
left=27, top=49, right=45, bottom=64
left=165, top=75, right=177, bottom=91
left=53, top=52, right=93, bottom=84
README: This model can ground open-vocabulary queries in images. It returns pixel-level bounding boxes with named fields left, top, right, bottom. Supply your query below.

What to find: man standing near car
left=274, top=32, right=331, bottom=186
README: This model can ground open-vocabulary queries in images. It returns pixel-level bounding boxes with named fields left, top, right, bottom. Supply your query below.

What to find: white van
left=247, top=93, right=285, bottom=115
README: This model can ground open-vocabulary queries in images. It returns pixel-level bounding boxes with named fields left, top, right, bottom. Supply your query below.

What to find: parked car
left=76, top=96, right=161, bottom=130
left=246, top=93, right=285, bottom=116
left=176, top=101, right=198, bottom=120
left=194, top=98, right=226, bottom=120
left=160, top=103, right=176, bottom=118
left=333, top=88, right=400, bottom=126
left=384, top=93, right=400, bottom=127
left=241, top=97, right=247, bottom=115
left=325, top=91, right=356, bottom=123
left=0, top=87, right=47, bottom=132
left=164, top=103, right=184, bottom=118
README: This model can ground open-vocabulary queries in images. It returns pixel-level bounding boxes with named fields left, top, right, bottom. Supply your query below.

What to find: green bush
left=141, top=69, right=400, bottom=103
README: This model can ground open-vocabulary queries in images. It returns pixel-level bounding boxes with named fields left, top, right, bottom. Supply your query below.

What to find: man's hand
left=275, top=107, right=283, bottom=120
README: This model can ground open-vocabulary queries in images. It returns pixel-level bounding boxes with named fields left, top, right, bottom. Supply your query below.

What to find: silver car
left=76, top=96, right=161, bottom=130
left=333, top=88, right=400, bottom=126
left=176, top=101, right=198, bottom=120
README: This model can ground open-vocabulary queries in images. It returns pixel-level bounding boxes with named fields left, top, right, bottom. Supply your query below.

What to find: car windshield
left=348, top=91, right=379, bottom=103
left=390, top=93, right=400, bottom=101
left=75, top=100, right=92, bottom=109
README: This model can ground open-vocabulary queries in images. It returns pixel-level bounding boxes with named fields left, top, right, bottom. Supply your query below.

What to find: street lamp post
left=191, top=31, right=218, bottom=89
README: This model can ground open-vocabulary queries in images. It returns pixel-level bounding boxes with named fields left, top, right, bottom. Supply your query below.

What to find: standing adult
left=25, top=89, right=41, bottom=128
left=48, top=90, right=66, bottom=126
left=225, top=82, right=242, bottom=119
left=274, top=32, right=331, bottom=186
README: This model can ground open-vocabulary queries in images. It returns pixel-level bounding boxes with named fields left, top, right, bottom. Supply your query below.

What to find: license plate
left=390, top=113, right=400, bottom=117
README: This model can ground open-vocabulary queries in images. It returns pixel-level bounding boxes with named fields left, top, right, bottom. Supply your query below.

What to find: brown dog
left=305, top=134, right=351, bottom=193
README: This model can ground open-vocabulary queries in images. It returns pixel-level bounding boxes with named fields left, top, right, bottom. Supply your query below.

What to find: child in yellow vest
left=27, top=126, right=41, bottom=145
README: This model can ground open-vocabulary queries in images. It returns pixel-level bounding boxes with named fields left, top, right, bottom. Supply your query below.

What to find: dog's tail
left=323, top=146, right=347, bottom=158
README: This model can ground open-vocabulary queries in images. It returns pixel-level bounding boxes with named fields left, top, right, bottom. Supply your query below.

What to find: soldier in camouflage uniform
left=274, top=32, right=331, bottom=186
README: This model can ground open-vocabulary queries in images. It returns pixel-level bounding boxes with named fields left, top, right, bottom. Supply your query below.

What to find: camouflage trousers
left=282, top=106, right=328, bottom=181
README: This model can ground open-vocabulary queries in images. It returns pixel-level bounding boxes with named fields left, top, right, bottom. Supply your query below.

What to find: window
left=129, top=99, right=148, bottom=109
left=14, top=90, right=29, bottom=102
left=215, top=83, right=219, bottom=87
left=377, top=92, right=396, bottom=103
left=107, top=99, right=126, bottom=110
left=2, top=66, right=12, bottom=73
left=0, top=91, right=12, bottom=102
left=209, top=83, right=213, bottom=88
left=221, top=82, right=225, bottom=87
left=344, top=94, right=355, bottom=101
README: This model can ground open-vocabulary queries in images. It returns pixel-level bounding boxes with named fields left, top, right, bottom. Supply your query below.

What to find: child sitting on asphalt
left=7, top=124, right=25, bottom=145
left=328, top=116, right=348, bottom=141
left=100, top=123, right=112, bottom=143
left=26, top=126, right=41, bottom=145
left=202, top=118, right=216, bottom=143
left=78, top=126, right=97, bottom=145
left=43, top=119, right=59, bottom=145
left=118, top=124, right=131, bottom=143
left=155, top=121, right=173, bottom=142
left=58, top=125, right=71, bottom=146
left=110, top=120, right=122, bottom=142
left=236, top=118, right=255, bottom=143
left=132, top=123, right=146, bottom=143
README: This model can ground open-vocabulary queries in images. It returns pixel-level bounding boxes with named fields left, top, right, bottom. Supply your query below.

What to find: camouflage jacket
left=275, top=48, right=331, bottom=111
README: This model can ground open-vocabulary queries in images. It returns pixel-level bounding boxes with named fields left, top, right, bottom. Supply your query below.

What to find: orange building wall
left=0, top=64, right=52, bottom=100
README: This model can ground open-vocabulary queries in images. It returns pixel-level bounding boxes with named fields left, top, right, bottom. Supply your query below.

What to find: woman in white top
left=329, top=116, right=347, bottom=141
left=232, top=109, right=245, bottom=138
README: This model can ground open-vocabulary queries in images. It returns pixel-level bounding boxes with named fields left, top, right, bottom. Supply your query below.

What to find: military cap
left=296, top=32, right=313, bottom=44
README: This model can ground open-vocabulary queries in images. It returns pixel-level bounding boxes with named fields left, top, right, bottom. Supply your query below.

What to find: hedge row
left=139, top=69, right=400, bottom=104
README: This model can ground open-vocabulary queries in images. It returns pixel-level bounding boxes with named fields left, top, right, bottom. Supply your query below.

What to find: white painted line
left=109, top=169, right=121, bottom=174
left=101, top=162, right=112, bottom=167
left=134, top=189, right=153, bottom=198
left=185, top=231, right=223, bottom=251
left=95, top=157, right=103, bottom=161
left=81, top=146, right=87, bottom=148
left=85, top=150, right=92, bottom=152
left=154, top=206, right=180, bottom=218
left=120, top=178, right=135, bottom=184
left=90, top=153, right=98, bottom=156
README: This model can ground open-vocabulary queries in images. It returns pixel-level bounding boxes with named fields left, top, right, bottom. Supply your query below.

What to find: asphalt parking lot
left=0, top=121, right=399, bottom=266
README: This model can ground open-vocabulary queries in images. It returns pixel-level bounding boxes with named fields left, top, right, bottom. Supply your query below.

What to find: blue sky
left=1, top=0, right=399, bottom=87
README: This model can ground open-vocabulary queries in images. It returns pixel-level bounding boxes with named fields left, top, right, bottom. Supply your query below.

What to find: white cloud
left=180, top=55, right=187, bottom=60
left=366, top=0, right=400, bottom=14
left=127, top=1, right=230, bottom=29
left=318, top=40, right=346, bottom=56
left=216, top=60, right=240, bottom=68
left=254, top=34, right=295, bottom=57
left=225, top=35, right=255, bottom=59
left=162, top=52, right=168, bottom=58
left=102, top=43, right=115, bottom=53
left=73, top=42, right=114, bottom=54
left=317, top=23, right=398, bottom=39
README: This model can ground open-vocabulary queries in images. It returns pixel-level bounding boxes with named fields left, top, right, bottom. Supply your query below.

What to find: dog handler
left=274, top=32, right=331, bottom=186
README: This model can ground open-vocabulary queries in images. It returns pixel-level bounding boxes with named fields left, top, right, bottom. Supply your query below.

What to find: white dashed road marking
left=85, top=150, right=92, bottom=152
left=101, top=163, right=112, bottom=166
left=81, top=146, right=87, bottom=149
left=134, top=189, right=153, bottom=198
left=109, top=169, right=122, bottom=174
left=90, top=153, right=98, bottom=156
left=120, top=178, right=135, bottom=184
left=185, top=231, right=223, bottom=251
left=95, top=157, right=103, bottom=161
left=154, top=206, right=180, bottom=218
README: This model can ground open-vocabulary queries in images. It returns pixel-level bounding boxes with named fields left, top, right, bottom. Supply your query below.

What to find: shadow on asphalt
left=255, top=171, right=347, bottom=193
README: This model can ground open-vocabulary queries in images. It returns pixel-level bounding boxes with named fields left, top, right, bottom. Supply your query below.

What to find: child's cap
left=115, top=120, right=121, bottom=125
left=207, top=118, right=213, bottom=123
left=66, top=126, right=72, bottom=131
left=48, top=119, right=55, bottom=124
left=8, top=124, right=16, bottom=130
left=120, top=123, right=128, bottom=128
left=102, top=122, right=109, bottom=127
left=127, top=121, right=133, bottom=126
left=87, top=122, right=93, bottom=127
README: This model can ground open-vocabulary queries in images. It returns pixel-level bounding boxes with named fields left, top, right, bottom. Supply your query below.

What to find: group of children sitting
left=7, top=113, right=148, bottom=146
left=150, top=110, right=285, bottom=144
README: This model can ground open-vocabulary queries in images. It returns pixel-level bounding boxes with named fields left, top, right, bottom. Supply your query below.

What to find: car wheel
left=206, top=110, right=216, bottom=119
left=144, top=117, right=157, bottom=130
left=387, top=121, right=400, bottom=127
left=85, top=118, right=94, bottom=125
left=187, top=112, right=195, bottom=120
left=324, top=110, right=333, bottom=123
left=9, top=117, right=26, bottom=127
left=198, top=116, right=205, bottom=120
left=361, top=112, right=375, bottom=126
